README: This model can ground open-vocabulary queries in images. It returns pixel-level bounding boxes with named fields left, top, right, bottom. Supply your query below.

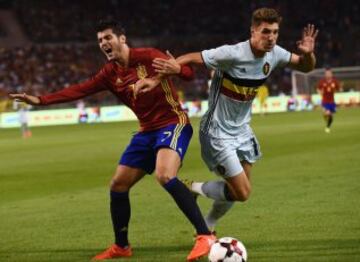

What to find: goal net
left=291, top=66, right=360, bottom=96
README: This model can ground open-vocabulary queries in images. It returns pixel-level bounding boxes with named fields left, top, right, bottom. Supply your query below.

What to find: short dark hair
left=251, top=8, right=282, bottom=27
left=96, top=18, right=125, bottom=36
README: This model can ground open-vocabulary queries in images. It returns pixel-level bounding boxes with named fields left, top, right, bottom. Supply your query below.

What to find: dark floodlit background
left=1, top=0, right=359, bottom=107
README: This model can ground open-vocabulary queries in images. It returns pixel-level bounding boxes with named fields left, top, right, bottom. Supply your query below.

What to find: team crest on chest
left=136, top=64, right=148, bottom=79
left=262, top=62, right=270, bottom=75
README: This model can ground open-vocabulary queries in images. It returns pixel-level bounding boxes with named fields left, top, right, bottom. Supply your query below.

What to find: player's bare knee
left=234, top=192, right=250, bottom=202
left=110, top=177, right=130, bottom=192
left=155, top=167, right=175, bottom=185
left=233, top=186, right=251, bottom=202
left=242, top=188, right=251, bottom=201
left=155, top=172, right=173, bottom=185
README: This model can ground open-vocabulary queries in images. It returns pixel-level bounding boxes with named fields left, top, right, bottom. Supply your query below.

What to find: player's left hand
left=297, top=24, right=319, bottom=54
left=152, top=50, right=181, bottom=75
left=133, top=77, right=160, bottom=96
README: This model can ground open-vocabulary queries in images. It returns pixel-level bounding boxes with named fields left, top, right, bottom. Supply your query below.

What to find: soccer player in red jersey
left=9, top=19, right=215, bottom=261
left=317, top=68, right=340, bottom=133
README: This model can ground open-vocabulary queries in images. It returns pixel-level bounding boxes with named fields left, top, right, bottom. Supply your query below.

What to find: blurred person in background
left=0, top=89, right=12, bottom=112
left=9, top=18, right=215, bottom=262
left=77, top=100, right=88, bottom=123
left=287, top=96, right=298, bottom=111
left=13, top=100, right=32, bottom=138
left=257, top=84, right=269, bottom=115
left=91, top=106, right=101, bottom=123
left=317, top=68, right=340, bottom=133
left=143, top=7, right=318, bottom=234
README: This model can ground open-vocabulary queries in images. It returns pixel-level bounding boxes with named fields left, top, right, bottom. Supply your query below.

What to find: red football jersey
left=317, top=78, right=340, bottom=104
left=39, top=48, right=193, bottom=131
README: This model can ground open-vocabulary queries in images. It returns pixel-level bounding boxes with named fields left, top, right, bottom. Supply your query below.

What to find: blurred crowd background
left=1, top=0, right=359, bottom=108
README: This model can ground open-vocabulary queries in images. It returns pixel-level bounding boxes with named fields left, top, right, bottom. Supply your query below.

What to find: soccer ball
left=208, top=237, right=247, bottom=262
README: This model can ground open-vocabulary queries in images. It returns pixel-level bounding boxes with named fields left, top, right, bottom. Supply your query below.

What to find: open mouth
left=104, top=47, right=112, bottom=55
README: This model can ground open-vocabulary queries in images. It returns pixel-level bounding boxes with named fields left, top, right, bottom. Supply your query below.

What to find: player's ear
left=119, top=35, right=126, bottom=43
left=250, top=26, right=255, bottom=36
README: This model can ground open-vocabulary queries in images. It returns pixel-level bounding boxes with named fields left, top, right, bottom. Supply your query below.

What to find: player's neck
left=249, top=39, right=266, bottom=58
left=115, top=45, right=130, bottom=68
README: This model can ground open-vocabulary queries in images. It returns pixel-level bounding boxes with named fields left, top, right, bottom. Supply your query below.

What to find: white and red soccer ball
left=208, top=237, right=248, bottom=262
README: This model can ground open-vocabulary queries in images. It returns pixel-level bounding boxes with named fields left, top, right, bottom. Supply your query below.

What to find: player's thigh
left=154, top=123, right=193, bottom=184
left=119, top=132, right=157, bottom=175
left=225, top=171, right=251, bottom=201
left=155, top=148, right=181, bottom=184
left=241, top=160, right=253, bottom=180
left=213, top=154, right=252, bottom=201
left=324, top=109, right=331, bottom=116
left=322, top=104, right=334, bottom=116
left=226, top=160, right=253, bottom=200
left=226, top=143, right=258, bottom=200
left=111, top=165, right=146, bottom=192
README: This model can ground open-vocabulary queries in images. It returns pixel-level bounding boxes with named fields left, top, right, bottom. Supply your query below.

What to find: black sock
left=327, top=115, right=333, bottom=128
left=163, top=177, right=210, bottom=235
left=110, top=191, right=130, bottom=248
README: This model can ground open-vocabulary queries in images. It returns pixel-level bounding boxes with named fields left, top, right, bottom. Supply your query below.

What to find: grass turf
left=0, top=107, right=359, bottom=261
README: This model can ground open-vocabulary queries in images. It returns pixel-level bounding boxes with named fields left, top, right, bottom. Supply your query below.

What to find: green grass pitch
left=1, top=108, right=359, bottom=261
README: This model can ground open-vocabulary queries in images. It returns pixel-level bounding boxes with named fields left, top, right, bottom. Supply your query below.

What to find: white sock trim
left=191, top=182, right=206, bottom=196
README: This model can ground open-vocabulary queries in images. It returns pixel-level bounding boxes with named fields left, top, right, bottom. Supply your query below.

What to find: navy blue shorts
left=119, top=124, right=193, bottom=174
left=322, top=102, right=336, bottom=113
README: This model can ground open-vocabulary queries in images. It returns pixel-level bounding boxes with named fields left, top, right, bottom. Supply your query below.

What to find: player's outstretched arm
left=176, top=52, right=204, bottom=65
left=135, top=51, right=202, bottom=95
left=153, top=52, right=203, bottom=75
left=289, top=24, right=319, bottom=73
left=9, top=93, right=41, bottom=105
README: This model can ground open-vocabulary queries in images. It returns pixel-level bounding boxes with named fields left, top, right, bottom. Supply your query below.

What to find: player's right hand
left=8, top=93, right=41, bottom=105
left=152, top=50, right=181, bottom=75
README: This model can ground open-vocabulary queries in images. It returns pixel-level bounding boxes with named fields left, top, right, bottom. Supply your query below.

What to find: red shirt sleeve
left=149, top=48, right=194, bottom=81
left=39, top=68, right=109, bottom=105
left=179, top=64, right=194, bottom=81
